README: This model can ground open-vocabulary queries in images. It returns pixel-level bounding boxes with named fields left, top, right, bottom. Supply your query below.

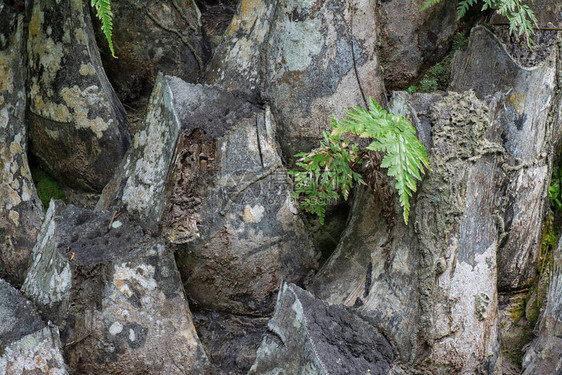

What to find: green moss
left=30, top=167, right=66, bottom=209
left=417, top=32, right=469, bottom=93
left=507, top=324, right=534, bottom=366
left=509, top=294, right=526, bottom=323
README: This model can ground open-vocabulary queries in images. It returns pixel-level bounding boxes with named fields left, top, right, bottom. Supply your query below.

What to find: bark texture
left=95, top=0, right=210, bottom=105
left=0, top=3, right=44, bottom=286
left=21, top=201, right=209, bottom=374
left=27, top=0, right=129, bottom=191
left=207, top=0, right=385, bottom=161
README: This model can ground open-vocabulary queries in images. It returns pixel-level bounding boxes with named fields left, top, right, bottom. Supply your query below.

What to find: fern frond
left=457, top=0, right=480, bottom=18
left=293, top=98, right=429, bottom=225
left=91, top=0, right=116, bottom=58
left=342, top=98, right=430, bottom=224
left=290, top=132, right=363, bottom=225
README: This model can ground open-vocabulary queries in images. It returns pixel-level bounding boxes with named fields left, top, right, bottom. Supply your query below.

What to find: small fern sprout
left=291, top=98, right=430, bottom=225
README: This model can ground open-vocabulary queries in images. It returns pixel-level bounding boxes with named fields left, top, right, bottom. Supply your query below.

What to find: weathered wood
left=96, top=0, right=209, bottom=104
left=27, top=0, right=129, bottom=191
left=22, top=202, right=209, bottom=374
left=0, top=279, right=68, bottom=374
left=248, top=283, right=395, bottom=374
left=311, top=90, right=505, bottom=373
left=379, top=0, right=458, bottom=89
left=522, top=233, right=562, bottom=374
left=0, top=4, right=44, bottom=286
left=207, top=0, right=384, bottom=161
left=450, top=26, right=560, bottom=292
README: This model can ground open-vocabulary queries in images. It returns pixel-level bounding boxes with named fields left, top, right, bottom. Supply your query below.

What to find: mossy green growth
left=30, top=167, right=66, bottom=209
left=413, top=32, right=469, bottom=93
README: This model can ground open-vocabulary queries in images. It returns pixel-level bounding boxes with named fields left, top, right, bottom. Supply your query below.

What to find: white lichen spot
left=243, top=204, right=265, bottom=223
left=0, top=327, right=67, bottom=374
left=113, top=263, right=157, bottom=298
left=109, top=321, right=123, bottom=335
left=291, top=297, right=304, bottom=330
left=48, top=263, right=72, bottom=303
left=178, top=329, right=196, bottom=347
left=3, top=186, right=21, bottom=210
left=133, top=130, right=147, bottom=148
left=10, top=178, right=20, bottom=190
left=79, top=63, right=95, bottom=76
left=111, top=220, right=122, bottom=229
left=20, top=335, right=38, bottom=350
left=21, top=184, right=32, bottom=201
left=8, top=210, right=19, bottom=226
left=286, top=196, right=299, bottom=215
left=9, top=140, right=22, bottom=155
left=70, top=0, right=82, bottom=12
left=277, top=15, right=323, bottom=72
left=60, top=85, right=110, bottom=138
left=74, top=28, right=86, bottom=44
left=0, top=107, right=8, bottom=128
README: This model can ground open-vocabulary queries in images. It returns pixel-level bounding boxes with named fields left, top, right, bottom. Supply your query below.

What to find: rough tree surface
left=0, top=279, right=68, bottom=374
left=96, top=0, right=210, bottom=105
left=248, top=283, right=395, bottom=374
left=379, top=0, right=458, bottom=89
left=1, top=0, right=561, bottom=374
left=27, top=0, right=129, bottom=191
left=0, top=3, right=44, bottom=286
left=208, top=0, right=384, bottom=160
left=22, top=201, right=209, bottom=374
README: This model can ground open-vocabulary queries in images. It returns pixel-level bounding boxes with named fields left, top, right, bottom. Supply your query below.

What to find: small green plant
left=420, top=0, right=538, bottom=46
left=406, top=86, right=418, bottom=94
left=31, top=167, right=66, bottom=209
left=408, top=32, right=469, bottom=93
left=91, top=0, right=116, bottom=57
left=290, top=133, right=364, bottom=224
left=549, top=164, right=562, bottom=210
left=291, top=98, right=430, bottom=225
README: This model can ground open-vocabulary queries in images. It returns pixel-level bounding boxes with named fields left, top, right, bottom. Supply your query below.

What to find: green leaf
left=91, top=0, right=116, bottom=58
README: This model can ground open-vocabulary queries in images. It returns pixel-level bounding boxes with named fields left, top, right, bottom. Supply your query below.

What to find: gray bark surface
left=21, top=201, right=209, bottom=374
left=27, top=0, right=129, bottom=191
left=0, top=4, right=44, bottom=287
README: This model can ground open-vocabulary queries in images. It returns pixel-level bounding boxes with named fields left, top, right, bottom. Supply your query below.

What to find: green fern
left=290, top=132, right=364, bottom=225
left=457, top=0, right=479, bottom=17
left=422, top=0, right=538, bottom=46
left=91, top=0, right=116, bottom=58
left=291, top=98, right=430, bottom=225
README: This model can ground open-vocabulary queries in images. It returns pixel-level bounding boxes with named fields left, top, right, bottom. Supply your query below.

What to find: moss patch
left=502, top=210, right=557, bottom=369
left=30, top=166, right=66, bottom=209
left=411, top=32, right=469, bottom=93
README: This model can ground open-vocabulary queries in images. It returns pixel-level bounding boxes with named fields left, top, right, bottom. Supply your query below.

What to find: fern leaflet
left=91, top=0, right=116, bottom=58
